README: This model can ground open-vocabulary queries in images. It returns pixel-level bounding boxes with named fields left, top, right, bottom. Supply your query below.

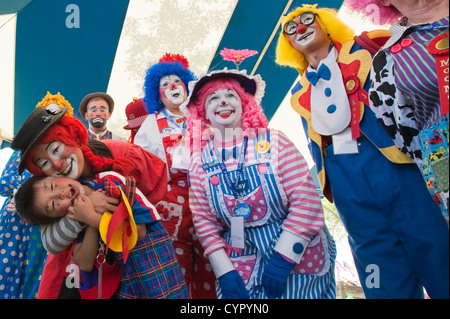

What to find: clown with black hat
left=11, top=92, right=190, bottom=299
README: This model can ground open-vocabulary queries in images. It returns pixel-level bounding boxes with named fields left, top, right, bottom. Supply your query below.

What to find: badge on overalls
left=231, top=200, right=251, bottom=250
left=234, top=202, right=251, bottom=219
left=256, top=140, right=270, bottom=154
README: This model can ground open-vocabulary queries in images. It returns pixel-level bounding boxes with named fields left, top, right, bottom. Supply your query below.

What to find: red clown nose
left=297, top=24, right=307, bottom=34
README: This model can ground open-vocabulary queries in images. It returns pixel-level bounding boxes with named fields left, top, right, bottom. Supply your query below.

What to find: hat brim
left=180, top=69, right=265, bottom=115
left=79, top=92, right=115, bottom=118
left=190, top=70, right=256, bottom=103
left=99, top=212, right=138, bottom=253
left=99, top=188, right=138, bottom=254
left=11, top=106, right=68, bottom=174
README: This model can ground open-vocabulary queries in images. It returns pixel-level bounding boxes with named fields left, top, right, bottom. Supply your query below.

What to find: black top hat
left=11, top=105, right=68, bottom=174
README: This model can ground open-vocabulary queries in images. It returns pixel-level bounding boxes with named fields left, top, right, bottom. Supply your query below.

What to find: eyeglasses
left=283, top=11, right=318, bottom=35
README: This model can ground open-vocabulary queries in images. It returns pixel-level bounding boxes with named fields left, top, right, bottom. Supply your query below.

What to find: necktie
left=305, top=63, right=331, bottom=86
left=222, top=146, right=239, bottom=161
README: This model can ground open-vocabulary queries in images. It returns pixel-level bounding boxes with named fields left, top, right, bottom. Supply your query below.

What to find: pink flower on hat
left=220, top=48, right=258, bottom=70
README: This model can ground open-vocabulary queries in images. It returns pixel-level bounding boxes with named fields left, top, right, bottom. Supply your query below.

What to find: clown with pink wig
left=182, top=68, right=336, bottom=299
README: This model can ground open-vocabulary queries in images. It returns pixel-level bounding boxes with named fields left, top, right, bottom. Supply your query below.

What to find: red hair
left=158, top=53, right=190, bottom=68
left=25, top=116, right=134, bottom=177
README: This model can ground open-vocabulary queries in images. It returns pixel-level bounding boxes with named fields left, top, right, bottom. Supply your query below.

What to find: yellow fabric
left=99, top=187, right=138, bottom=253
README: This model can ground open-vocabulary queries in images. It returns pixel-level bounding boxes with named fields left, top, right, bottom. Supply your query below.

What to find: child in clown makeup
left=15, top=173, right=190, bottom=299
left=15, top=175, right=141, bottom=233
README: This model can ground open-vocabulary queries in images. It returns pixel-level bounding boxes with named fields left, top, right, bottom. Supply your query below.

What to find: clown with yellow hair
left=275, top=4, right=449, bottom=299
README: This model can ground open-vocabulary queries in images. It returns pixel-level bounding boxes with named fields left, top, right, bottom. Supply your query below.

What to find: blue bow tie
left=222, top=146, right=239, bottom=161
left=305, top=63, right=331, bottom=86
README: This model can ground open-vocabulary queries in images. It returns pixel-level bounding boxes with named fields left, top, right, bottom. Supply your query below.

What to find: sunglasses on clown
left=283, top=11, right=318, bottom=35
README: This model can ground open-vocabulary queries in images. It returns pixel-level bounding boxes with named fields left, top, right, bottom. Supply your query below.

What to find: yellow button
left=435, top=37, right=449, bottom=51
left=346, top=79, right=356, bottom=91
left=256, top=140, right=270, bottom=154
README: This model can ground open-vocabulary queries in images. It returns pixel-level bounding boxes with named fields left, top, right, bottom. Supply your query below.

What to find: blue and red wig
left=143, top=53, right=197, bottom=114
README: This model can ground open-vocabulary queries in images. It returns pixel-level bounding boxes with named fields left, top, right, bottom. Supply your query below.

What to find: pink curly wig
left=185, top=77, right=269, bottom=149
left=343, top=0, right=402, bottom=25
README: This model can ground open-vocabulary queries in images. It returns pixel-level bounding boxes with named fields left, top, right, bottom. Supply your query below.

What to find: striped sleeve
left=189, top=155, right=228, bottom=258
left=271, top=130, right=324, bottom=263
left=188, top=152, right=235, bottom=277
left=41, top=217, right=85, bottom=255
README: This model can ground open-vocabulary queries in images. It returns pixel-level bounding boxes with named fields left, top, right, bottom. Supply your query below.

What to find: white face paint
left=34, top=141, right=81, bottom=179
left=52, top=153, right=80, bottom=179
left=159, top=75, right=186, bottom=106
left=294, top=26, right=316, bottom=46
left=205, top=88, right=243, bottom=131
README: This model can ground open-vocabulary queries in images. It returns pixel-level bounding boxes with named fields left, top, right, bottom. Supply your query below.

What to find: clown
left=79, top=92, right=124, bottom=141
left=345, top=0, right=449, bottom=219
left=275, top=4, right=449, bottom=298
left=11, top=92, right=170, bottom=298
left=134, top=53, right=216, bottom=298
left=183, top=68, right=337, bottom=299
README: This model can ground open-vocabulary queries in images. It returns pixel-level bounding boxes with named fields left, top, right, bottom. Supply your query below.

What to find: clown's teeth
left=215, top=110, right=234, bottom=115
left=62, top=159, right=73, bottom=175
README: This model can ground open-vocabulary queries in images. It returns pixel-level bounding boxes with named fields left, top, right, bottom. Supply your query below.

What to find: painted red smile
left=215, top=110, right=235, bottom=119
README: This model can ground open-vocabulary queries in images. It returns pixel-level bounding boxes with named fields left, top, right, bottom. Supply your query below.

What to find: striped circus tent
left=1, top=0, right=343, bottom=153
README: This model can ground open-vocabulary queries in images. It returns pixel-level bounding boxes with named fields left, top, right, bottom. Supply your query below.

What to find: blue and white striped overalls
left=200, top=131, right=336, bottom=299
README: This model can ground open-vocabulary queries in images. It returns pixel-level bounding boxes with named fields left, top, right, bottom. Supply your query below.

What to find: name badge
left=202, top=160, right=220, bottom=171
left=235, top=179, right=249, bottom=193
left=231, top=216, right=245, bottom=249
left=332, top=127, right=359, bottom=155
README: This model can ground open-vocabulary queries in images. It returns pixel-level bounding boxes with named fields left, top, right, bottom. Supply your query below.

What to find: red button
left=401, top=38, right=413, bottom=47
left=391, top=44, right=402, bottom=53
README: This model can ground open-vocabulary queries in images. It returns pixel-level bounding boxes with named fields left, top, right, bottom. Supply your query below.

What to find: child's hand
left=88, top=190, right=120, bottom=214
left=67, top=194, right=101, bottom=228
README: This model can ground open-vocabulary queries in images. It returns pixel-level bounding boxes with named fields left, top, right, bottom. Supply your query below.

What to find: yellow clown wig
left=275, top=4, right=355, bottom=75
